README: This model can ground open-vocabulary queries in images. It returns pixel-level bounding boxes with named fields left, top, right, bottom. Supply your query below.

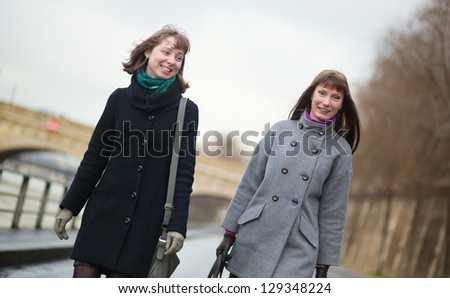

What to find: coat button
left=272, top=195, right=279, bottom=201
left=302, top=175, right=309, bottom=181
left=281, top=168, right=288, bottom=174
left=310, top=148, right=319, bottom=154
left=147, top=114, right=155, bottom=121
left=131, top=191, right=137, bottom=198
left=290, top=140, right=298, bottom=147
left=318, top=129, right=325, bottom=136
left=292, top=198, right=299, bottom=205
left=298, top=123, right=304, bottom=129
left=124, top=217, right=131, bottom=224
left=137, top=165, right=143, bottom=172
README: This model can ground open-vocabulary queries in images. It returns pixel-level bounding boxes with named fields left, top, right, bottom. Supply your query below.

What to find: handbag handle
left=207, top=251, right=227, bottom=278
left=208, top=255, right=224, bottom=278
left=160, top=96, right=188, bottom=241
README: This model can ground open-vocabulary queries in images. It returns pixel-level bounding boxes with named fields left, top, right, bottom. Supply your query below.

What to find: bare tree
left=355, top=0, right=449, bottom=191
left=350, top=0, right=450, bottom=277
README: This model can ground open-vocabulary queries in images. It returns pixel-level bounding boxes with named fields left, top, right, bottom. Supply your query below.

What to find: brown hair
left=289, top=70, right=361, bottom=153
left=122, top=24, right=191, bottom=93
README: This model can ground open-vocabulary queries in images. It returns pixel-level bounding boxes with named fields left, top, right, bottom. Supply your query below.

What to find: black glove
left=216, top=233, right=235, bottom=266
left=315, top=264, right=330, bottom=278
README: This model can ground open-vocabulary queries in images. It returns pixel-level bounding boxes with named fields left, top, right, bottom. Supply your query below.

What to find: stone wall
left=342, top=195, right=449, bottom=277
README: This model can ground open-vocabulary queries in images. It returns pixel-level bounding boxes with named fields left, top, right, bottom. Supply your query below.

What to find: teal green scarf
left=136, top=69, right=176, bottom=95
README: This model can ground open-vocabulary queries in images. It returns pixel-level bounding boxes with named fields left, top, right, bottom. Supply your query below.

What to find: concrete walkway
left=0, top=228, right=75, bottom=268
left=0, top=227, right=363, bottom=278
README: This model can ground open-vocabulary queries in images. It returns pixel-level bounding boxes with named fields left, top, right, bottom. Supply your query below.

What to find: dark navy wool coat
left=60, top=76, right=198, bottom=277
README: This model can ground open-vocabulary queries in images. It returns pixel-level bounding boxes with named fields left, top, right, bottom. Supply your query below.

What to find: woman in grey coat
left=216, top=70, right=361, bottom=278
left=54, top=25, right=198, bottom=277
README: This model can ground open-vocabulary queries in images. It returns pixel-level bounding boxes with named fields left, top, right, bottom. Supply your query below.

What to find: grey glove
left=54, top=208, right=73, bottom=240
left=165, top=231, right=184, bottom=255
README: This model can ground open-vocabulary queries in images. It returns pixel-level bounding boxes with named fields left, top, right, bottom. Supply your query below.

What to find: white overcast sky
left=0, top=0, right=427, bottom=137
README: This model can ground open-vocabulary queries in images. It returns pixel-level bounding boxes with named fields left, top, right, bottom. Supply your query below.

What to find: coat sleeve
left=221, top=127, right=275, bottom=233
left=316, top=156, right=352, bottom=266
left=59, top=89, right=119, bottom=216
left=167, top=100, right=199, bottom=237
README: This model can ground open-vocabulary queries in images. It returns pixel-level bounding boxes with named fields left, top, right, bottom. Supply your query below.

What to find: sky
left=0, top=0, right=428, bottom=141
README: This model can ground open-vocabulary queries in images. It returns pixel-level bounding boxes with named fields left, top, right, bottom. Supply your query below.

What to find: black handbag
left=147, top=97, right=187, bottom=278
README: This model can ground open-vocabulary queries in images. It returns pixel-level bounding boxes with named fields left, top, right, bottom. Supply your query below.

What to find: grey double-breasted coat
left=60, top=76, right=198, bottom=277
left=221, top=112, right=352, bottom=277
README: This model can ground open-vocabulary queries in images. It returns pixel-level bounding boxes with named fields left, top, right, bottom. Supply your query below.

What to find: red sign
left=46, top=119, right=60, bottom=133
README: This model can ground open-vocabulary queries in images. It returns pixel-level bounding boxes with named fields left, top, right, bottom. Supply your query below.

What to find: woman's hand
left=165, top=231, right=184, bottom=255
left=315, top=264, right=330, bottom=278
left=216, top=233, right=235, bottom=265
left=54, top=208, right=74, bottom=240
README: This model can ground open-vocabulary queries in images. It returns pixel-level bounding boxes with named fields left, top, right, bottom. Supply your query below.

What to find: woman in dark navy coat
left=54, top=25, right=199, bottom=278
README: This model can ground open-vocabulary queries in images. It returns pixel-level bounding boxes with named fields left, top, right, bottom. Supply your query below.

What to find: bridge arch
left=0, top=101, right=92, bottom=162
left=0, top=141, right=81, bottom=163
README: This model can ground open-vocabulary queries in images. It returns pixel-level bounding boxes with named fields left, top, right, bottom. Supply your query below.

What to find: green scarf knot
left=136, top=69, right=176, bottom=95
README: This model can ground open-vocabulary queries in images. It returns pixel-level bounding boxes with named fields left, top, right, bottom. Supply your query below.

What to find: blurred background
left=0, top=0, right=448, bottom=277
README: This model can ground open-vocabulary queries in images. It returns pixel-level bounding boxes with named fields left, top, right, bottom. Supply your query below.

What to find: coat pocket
left=298, top=215, right=318, bottom=248
left=237, top=202, right=266, bottom=225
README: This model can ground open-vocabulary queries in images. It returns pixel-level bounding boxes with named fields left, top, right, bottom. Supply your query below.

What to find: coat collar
left=297, top=112, right=335, bottom=138
left=128, top=74, right=182, bottom=111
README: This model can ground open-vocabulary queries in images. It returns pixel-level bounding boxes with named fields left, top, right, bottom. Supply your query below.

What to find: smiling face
left=309, top=84, right=344, bottom=122
left=144, top=36, right=185, bottom=80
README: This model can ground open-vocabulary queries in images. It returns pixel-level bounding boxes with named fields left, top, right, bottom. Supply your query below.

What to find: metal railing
left=0, top=167, right=75, bottom=229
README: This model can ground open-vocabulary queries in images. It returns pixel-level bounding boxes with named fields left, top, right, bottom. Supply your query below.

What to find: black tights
left=73, top=260, right=131, bottom=278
